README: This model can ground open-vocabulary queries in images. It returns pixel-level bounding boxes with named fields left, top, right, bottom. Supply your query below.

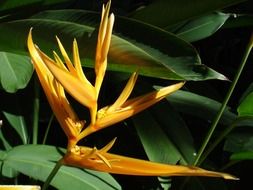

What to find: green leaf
left=0, top=150, right=19, bottom=178
left=0, top=0, right=40, bottom=12
left=150, top=101, right=196, bottom=164
left=167, top=12, right=230, bottom=42
left=0, top=131, right=12, bottom=150
left=133, top=111, right=182, bottom=164
left=224, top=130, right=253, bottom=153
left=3, top=111, right=28, bottom=144
left=0, top=52, right=33, bottom=93
left=166, top=90, right=237, bottom=125
left=233, top=117, right=253, bottom=127
left=230, top=151, right=253, bottom=160
left=130, top=0, right=246, bottom=27
left=3, top=145, right=121, bottom=190
left=224, top=14, right=253, bottom=28
left=0, top=12, right=227, bottom=81
left=237, top=91, right=253, bottom=117
left=0, top=0, right=70, bottom=14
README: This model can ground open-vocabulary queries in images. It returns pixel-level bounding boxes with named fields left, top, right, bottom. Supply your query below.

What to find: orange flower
left=27, top=0, right=238, bottom=180
left=63, top=143, right=236, bottom=179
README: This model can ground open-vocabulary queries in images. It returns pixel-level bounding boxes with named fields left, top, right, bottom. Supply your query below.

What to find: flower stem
left=193, top=33, right=253, bottom=166
left=42, top=114, right=54, bottom=144
left=32, top=76, right=40, bottom=145
left=198, top=116, right=251, bottom=165
left=42, top=158, right=64, bottom=190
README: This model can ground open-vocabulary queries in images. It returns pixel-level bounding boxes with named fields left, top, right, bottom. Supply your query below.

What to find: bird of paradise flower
left=27, top=1, right=237, bottom=189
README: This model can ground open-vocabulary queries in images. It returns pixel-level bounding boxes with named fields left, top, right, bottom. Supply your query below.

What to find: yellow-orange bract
left=27, top=0, right=237, bottom=180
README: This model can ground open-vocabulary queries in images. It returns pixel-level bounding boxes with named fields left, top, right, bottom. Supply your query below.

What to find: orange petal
left=95, top=0, right=115, bottom=95
left=27, top=29, right=81, bottom=138
left=63, top=147, right=238, bottom=180
left=95, top=82, right=185, bottom=129
left=107, top=72, right=138, bottom=113
left=37, top=47, right=97, bottom=109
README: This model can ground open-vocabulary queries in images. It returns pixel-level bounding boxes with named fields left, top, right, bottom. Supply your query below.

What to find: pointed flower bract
left=27, top=0, right=238, bottom=181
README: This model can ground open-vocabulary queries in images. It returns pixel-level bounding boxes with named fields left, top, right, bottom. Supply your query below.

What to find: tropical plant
left=0, top=0, right=252, bottom=189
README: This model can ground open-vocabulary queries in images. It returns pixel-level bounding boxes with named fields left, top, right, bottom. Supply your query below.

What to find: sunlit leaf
left=230, top=151, right=253, bottom=160
left=3, top=145, right=121, bottom=190
left=0, top=131, right=12, bottom=150
left=0, top=150, right=18, bottom=178
left=238, top=91, right=253, bottom=117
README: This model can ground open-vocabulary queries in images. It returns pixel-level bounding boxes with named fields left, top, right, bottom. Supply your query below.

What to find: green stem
left=42, top=158, right=64, bottom=190
left=220, top=160, right=240, bottom=171
left=32, top=77, right=40, bottom=145
left=42, top=114, right=54, bottom=145
left=198, top=116, right=251, bottom=165
left=198, top=123, right=236, bottom=165
left=193, top=34, right=253, bottom=166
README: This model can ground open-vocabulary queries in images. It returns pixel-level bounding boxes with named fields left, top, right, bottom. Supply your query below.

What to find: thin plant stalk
left=42, top=158, right=64, bottom=190
left=42, top=114, right=54, bottom=144
left=32, top=76, right=40, bottom=145
left=198, top=116, right=251, bottom=165
left=193, top=33, right=253, bottom=166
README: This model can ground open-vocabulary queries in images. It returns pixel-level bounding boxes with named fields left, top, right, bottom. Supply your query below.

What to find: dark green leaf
left=0, top=52, right=33, bottom=93
left=167, top=12, right=230, bottom=42
left=0, top=0, right=40, bottom=13
left=224, top=130, right=253, bottom=153
left=133, top=111, right=182, bottom=164
left=224, top=14, right=253, bottom=28
left=0, top=9, right=227, bottom=81
left=130, top=0, right=246, bottom=27
left=0, top=0, right=70, bottom=14
left=166, top=90, right=237, bottom=125
left=233, top=117, right=253, bottom=127
left=3, top=145, right=121, bottom=190
left=150, top=101, right=196, bottom=164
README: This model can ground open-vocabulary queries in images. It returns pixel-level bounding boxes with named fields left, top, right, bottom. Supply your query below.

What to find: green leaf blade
left=3, top=112, right=28, bottom=145
left=4, top=145, right=121, bottom=190
left=0, top=12, right=227, bottom=81
left=130, top=0, right=246, bottom=27
left=238, top=91, right=253, bottom=117
left=168, top=12, right=230, bottom=42
left=230, top=151, right=253, bottom=160
left=0, top=52, right=33, bottom=93
left=167, top=90, right=237, bottom=125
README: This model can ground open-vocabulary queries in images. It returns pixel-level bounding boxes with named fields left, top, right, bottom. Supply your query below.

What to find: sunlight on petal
left=94, top=0, right=115, bottom=96
left=96, top=82, right=185, bottom=129
left=63, top=146, right=238, bottom=180
left=107, top=72, right=138, bottom=113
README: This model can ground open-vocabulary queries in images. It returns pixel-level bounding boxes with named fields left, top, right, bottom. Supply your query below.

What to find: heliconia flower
left=95, top=0, right=115, bottom=97
left=27, top=30, right=85, bottom=141
left=27, top=0, right=238, bottom=181
left=77, top=75, right=185, bottom=139
left=63, top=143, right=238, bottom=180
